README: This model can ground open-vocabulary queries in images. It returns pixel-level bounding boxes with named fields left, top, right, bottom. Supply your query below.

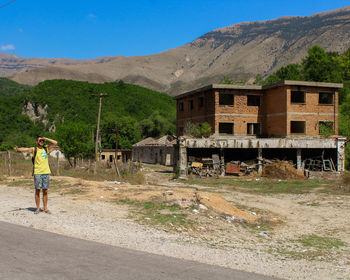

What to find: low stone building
left=132, top=135, right=176, bottom=166
left=100, top=149, right=132, bottom=164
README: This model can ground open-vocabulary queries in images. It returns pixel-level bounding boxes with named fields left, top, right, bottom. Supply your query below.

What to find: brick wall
left=263, top=86, right=287, bottom=136
left=285, top=86, right=338, bottom=136
left=214, top=89, right=263, bottom=135
left=176, top=84, right=339, bottom=137
left=176, top=90, right=215, bottom=136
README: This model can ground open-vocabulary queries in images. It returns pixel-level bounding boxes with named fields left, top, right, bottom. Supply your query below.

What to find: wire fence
left=0, top=151, right=143, bottom=183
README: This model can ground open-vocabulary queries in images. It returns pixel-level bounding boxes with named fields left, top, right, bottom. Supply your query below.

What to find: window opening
left=247, top=123, right=260, bottom=135
left=319, top=92, right=333, bottom=105
left=247, top=95, right=260, bottom=106
left=219, top=94, right=234, bottom=106
left=189, top=100, right=194, bottom=111
left=179, top=102, right=184, bottom=112
left=198, top=96, right=204, bottom=108
left=319, top=121, right=334, bottom=135
left=290, top=121, right=305, bottom=134
left=179, top=127, right=184, bottom=136
left=291, top=90, right=305, bottom=104
left=219, top=123, right=234, bottom=135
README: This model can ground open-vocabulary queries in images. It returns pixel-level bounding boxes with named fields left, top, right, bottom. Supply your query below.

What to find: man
left=14, top=136, right=58, bottom=214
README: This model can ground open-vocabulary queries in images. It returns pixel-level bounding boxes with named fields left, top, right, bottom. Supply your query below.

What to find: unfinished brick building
left=174, top=81, right=346, bottom=175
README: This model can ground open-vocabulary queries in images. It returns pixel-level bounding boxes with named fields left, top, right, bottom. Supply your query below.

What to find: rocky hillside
left=2, top=6, right=350, bottom=95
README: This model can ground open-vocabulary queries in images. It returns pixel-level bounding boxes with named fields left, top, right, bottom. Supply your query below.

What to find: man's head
left=36, top=136, right=45, bottom=147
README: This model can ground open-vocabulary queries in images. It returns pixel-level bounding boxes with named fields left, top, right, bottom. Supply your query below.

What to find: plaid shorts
left=34, top=175, right=50, bottom=190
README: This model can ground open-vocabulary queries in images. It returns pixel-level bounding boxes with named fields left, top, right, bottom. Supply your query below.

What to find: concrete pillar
left=296, top=149, right=302, bottom=170
left=179, top=145, right=188, bottom=176
left=220, top=148, right=225, bottom=176
left=258, top=148, right=263, bottom=173
left=336, top=138, right=347, bottom=172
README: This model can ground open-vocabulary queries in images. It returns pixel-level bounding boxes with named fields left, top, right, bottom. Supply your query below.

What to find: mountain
left=2, top=6, right=350, bottom=95
left=0, top=53, right=122, bottom=82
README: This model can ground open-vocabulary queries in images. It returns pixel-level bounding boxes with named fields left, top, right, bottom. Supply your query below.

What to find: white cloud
left=0, top=44, right=15, bottom=51
left=87, top=13, right=97, bottom=19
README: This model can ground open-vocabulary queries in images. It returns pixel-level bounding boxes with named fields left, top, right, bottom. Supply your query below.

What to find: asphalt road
left=0, top=221, right=279, bottom=280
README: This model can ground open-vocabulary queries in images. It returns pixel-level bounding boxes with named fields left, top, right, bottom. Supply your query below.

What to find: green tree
left=183, top=122, right=212, bottom=138
left=101, top=115, right=142, bottom=150
left=302, top=45, right=343, bottom=83
left=140, top=111, right=175, bottom=138
left=253, top=74, right=263, bottom=85
left=263, top=64, right=302, bottom=85
left=200, top=122, right=212, bottom=138
left=56, top=122, right=95, bottom=166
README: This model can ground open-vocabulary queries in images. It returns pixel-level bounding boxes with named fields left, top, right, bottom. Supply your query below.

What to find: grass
left=272, top=234, right=347, bottom=261
left=185, top=177, right=332, bottom=194
left=118, top=199, right=194, bottom=229
left=0, top=157, right=146, bottom=186
left=7, top=180, right=32, bottom=186
left=295, top=234, right=346, bottom=250
left=297, top=201, right=321, bottom=207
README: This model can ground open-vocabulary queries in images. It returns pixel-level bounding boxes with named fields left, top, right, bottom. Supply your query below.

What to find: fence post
left=7, top=150, right=12, bottom=176
left=56, top=152, right=60, bottom=176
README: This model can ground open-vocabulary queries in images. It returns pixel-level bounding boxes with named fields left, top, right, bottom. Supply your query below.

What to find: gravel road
left=1, top=183, right=349, bottom=280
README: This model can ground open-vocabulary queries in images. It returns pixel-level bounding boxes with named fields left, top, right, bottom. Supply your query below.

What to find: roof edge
left=262, top=80, right=344, bottom=89
left=173, top=80, right=343, bottom=99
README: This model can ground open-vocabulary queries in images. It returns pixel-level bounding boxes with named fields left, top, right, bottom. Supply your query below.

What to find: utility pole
left=93, top=93, right=107, bottom=174
left=114, top=124, right=120, bottom=177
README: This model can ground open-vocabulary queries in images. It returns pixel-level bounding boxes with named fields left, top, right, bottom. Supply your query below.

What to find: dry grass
left=0, top=154, right=144, bottom=185
left=334, top=173, right=350, bottom=193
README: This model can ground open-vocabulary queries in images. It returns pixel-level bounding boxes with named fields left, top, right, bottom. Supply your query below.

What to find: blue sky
left=0, top=0, right=349, bottom=59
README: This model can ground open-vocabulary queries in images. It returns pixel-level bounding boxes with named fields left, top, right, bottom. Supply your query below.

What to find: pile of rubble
left=188, top=153, right=336, bottom=178
left=262, top=160, right=305, bottom=180
left=188, top=155, right=221, bottom=177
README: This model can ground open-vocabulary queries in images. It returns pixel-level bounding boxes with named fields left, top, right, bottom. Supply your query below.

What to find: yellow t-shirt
left=33, top=146, right=51, bottom=175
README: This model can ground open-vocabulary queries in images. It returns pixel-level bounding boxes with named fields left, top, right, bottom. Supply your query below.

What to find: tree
left=183, top=122, right=212, bottom=138
left=263, top=64, right=302, bottom=85
left=56, top=122, right=94, bottom=166
left=200, top=122, right=212, bottom=137
left=302, top=45, right=342, bottom=83
left=101, top=114, right=142, bottom=150
left=140, top=111, right=175, bottom=138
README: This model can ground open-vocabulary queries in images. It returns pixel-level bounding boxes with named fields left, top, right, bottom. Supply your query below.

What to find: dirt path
left=0, top=173, right=350, bottom=280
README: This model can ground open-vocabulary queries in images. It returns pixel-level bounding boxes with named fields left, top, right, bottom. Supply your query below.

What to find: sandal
left=34, top=210, right=40, bottom=214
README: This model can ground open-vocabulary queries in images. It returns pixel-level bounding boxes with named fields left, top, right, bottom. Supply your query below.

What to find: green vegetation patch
left=296, top=234, right=346, bottom=250
left=118, top=199, right=194, bottom=229
left=186, top=177, right=330, bottom=194
left=7, top=180, right=32, bottom=186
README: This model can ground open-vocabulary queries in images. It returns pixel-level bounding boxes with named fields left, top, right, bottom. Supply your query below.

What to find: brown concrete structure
left=175, top=81, right=341, bottom=138
left=174, top=81, right=346, bottom=175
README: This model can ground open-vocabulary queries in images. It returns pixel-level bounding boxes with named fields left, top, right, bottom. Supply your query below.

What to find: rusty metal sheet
left=225, top=163, right=240, bottom=174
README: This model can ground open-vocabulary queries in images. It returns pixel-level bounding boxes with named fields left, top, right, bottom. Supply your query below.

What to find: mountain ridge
left=2, top=5, right=350, bottom=95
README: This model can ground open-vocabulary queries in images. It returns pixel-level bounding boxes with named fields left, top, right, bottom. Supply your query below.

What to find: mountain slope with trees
left=0, top=79, right=176, bottom=154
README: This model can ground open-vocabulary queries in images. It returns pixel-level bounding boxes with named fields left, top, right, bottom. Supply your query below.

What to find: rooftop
left=174, top=80, right=343, bottom=99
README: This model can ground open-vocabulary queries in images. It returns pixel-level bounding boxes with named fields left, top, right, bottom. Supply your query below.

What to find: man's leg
left=35, top=189, right=41, bottom=212
left=43, top=189, right=48, bottom=212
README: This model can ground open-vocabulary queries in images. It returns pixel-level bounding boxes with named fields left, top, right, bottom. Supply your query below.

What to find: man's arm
left=42, top=137, right=58, bottom=152
left=14, top=147, right=34, bottom=153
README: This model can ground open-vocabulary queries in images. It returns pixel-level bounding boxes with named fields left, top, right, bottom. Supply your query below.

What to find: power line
left=0, top=0, right=17, bottom=9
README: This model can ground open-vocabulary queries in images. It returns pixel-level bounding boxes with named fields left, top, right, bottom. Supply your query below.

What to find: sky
left=0, top=0, right=349, bottom=59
